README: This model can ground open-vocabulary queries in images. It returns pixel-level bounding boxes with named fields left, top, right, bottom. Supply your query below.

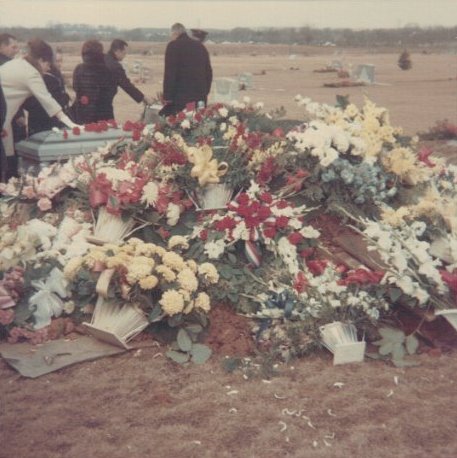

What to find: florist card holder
left=320, top=321, right=366, bottom=365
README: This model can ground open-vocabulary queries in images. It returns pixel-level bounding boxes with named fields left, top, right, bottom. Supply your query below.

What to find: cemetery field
left=58, top=42, right=457, bottom=135
left=2, top=43, right=457, bottom=458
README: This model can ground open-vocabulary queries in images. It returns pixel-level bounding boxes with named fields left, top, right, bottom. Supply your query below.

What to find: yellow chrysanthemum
left=168, top=235, right=189, bottom=250
left=155, top=265, right=177, bottom=282
left=160, top=290, right=184, bottom=316
left=162, top=251, right=187, bottom=271
left=105, top=253, right=131, bottom=268
left=186, top=259, right=198, bottom=273
left=177, top=268, right=199, bottom=292
left=198, top=263, right=219, bottom=284
left=139, top=275, right=159, bottom=290
left=195, top=292, right=211, bottom=313
left=381, top=206, right=411, bottom=228
left=63, top=256, right=84, bottom=280
left=126, top=262, right=154, bottom=285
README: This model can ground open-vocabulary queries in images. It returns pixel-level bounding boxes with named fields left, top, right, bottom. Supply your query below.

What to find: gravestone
left=353, top=64, right=375, bottom=84
left=16, top=128, right=133, bottom=174
left=211, top=77, right=239, bottom=103
left=238, top=72, right=253, bottom=90
left=131, top=60, right=143, bottom=75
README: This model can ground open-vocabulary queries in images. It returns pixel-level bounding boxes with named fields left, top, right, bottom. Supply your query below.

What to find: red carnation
left=80, top=95, right=89, bottom=105
left=199, top=229, right=208, bottom=241
left=263, top=226, right=277, bottom=239
left=293, top=271, right=308, bottom=293
left=306, top=259, right=328, bottom=276
left=72, top=126, right=81, bottom=135
left=237, top=193, right=250, bottom=205
left=287, top=232, right=304, bottom=245
left=259, top=192, right=273, bottom=204
left=275, top=216, right=289, bottom=229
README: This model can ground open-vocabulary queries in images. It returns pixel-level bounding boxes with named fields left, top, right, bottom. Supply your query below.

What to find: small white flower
left=181, top=119, right=191, bottom=129
left=204, top=239, right=226, bottom=259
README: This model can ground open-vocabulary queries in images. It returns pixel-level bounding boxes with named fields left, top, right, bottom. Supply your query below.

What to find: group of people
left=0, top=23, right=213, bottom=181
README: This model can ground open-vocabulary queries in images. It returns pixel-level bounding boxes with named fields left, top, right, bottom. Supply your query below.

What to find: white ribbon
left=29, top=267, right=69, bottom=329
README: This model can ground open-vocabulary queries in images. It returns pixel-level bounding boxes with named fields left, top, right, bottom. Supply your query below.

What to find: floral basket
left=90, top=206, right=135, bottom=244
left=194, top=183, right=234, bottom=210
left=83, top=295, right=149, bottom=349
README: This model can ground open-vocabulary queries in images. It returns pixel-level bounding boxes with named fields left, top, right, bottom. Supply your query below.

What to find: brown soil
left=2, top=44, right=457, bottom=458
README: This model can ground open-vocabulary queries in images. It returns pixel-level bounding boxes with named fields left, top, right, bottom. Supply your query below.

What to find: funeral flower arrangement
left=1, top=96, right=456, bottom=363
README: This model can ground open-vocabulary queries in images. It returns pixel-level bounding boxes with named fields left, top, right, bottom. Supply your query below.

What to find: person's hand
left=143, top=95, right=154, bottom=106
left=15, top=116, right=26, bottom=127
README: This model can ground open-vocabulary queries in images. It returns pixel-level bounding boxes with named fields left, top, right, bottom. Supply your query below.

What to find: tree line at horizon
left=3, top=24, right=457, bottom=48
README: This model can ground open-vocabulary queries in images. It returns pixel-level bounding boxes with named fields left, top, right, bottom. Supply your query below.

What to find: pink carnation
left=37, top=197, right=53, bottom=211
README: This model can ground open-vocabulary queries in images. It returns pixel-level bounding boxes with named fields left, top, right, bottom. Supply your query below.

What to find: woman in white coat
left=0, top=38, right=78, bottom=179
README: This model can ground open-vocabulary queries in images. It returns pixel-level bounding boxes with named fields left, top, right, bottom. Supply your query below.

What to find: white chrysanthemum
left=162, top=251, right=187, bottom=271
left=141, top=181, right=160, bottom=207
left=204, top=239, right=226, bottom=259
left=218, top=107, right=228, bottom=117
left=300, top=226, right=320, bottom=239
left=166, top=203, right=181, bottom=226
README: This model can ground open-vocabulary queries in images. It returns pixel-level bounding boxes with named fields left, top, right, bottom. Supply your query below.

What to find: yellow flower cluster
left=382, top=147, right=431, bottom=184
left=67, top=238, right=220, bottom=318
left=198, top=262, right=220, bottom=284
left=248, top=141, right=286, bottom=171
left=168, top=235, right=189, bottom=250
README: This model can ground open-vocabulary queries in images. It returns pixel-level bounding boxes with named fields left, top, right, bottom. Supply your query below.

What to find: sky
left=1, top=0, right=457, bottom=30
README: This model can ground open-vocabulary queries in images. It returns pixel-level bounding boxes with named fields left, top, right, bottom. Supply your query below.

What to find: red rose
left=237, top=193, right=250, bottom=205
left=132, top=130, right=141, bottom=141
left=72, top=126, right=81, bottom=135
left=306, top=259, right=328, bottom=276
left=80, top=95, right=89, bottom=105
left=293, top=272, right=308, bottom=293
left=199, top=229, right=208, bottom=241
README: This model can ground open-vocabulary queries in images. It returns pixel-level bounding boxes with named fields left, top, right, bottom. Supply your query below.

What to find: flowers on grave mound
left=190, top=182, right=319, bottom=274
left=348, top=216, right=452, bottom=309
left=254, top=261, right=389, bottom=323
left=65, top=237, right=219, bottom=323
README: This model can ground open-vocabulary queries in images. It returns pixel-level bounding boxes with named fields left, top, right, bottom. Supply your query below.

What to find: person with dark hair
left=22, top=48, right=71, bottom=135
left=70, top=39, right=116, bottom=124
left=160, top=23, right=212, bottom=117
left=0, top=33, right=19, bottom=65
left=104, top=39, right=152, bottom=119
left=0, top=38, right=78, bottom=180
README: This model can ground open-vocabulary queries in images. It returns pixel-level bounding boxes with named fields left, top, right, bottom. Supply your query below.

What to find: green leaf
left=379, top=342, right=394, bottom=356
left=391, top=343, right=406, bottom=361
left=228, top=253, right=237, bottom=264
left=166, top=350, right=190, bottom=364
left=148, top=305, right=162, bottom=322
left=405, top=334, right=419, bottom=355
left=168, top=314, right=183, bottom=327
left=227, top=292, right=238, bottom=303
left=177, top=328, right=193, bottom=352
left=388, top=287, right=403, bottom=303
left=379, top=327, right=405, bottom=344
left=185, top=324, right=203, bottom=335
left=190, top=344, right=212, bottom=364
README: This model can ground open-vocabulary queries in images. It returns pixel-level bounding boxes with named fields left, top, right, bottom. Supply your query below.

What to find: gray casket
left=16, top=128, right=133, bottom=173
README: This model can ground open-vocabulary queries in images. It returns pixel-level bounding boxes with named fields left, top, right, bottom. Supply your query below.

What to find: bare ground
left=2, top=43, right=457, bottom=458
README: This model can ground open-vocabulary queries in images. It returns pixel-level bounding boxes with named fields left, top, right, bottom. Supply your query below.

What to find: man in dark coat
left=104, top=39, right=152, bottom=120
left=160, top=23, right=213, bottom=117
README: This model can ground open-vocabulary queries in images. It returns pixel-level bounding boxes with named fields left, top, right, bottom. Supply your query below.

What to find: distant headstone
left=131, top=60, right=143, bottom=75
left=330, top=59, right=343, bottom=70
left=353, top=64, right=375, bottom=84
left=211, top=77, right=239, bottom=103
left=238, top=72, right=253, bottom=90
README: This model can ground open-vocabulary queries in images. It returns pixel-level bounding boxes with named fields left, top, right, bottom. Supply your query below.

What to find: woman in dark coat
left=70, top=40, right=116, bottom=124
left=22, top=61, right=71, bottom=135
